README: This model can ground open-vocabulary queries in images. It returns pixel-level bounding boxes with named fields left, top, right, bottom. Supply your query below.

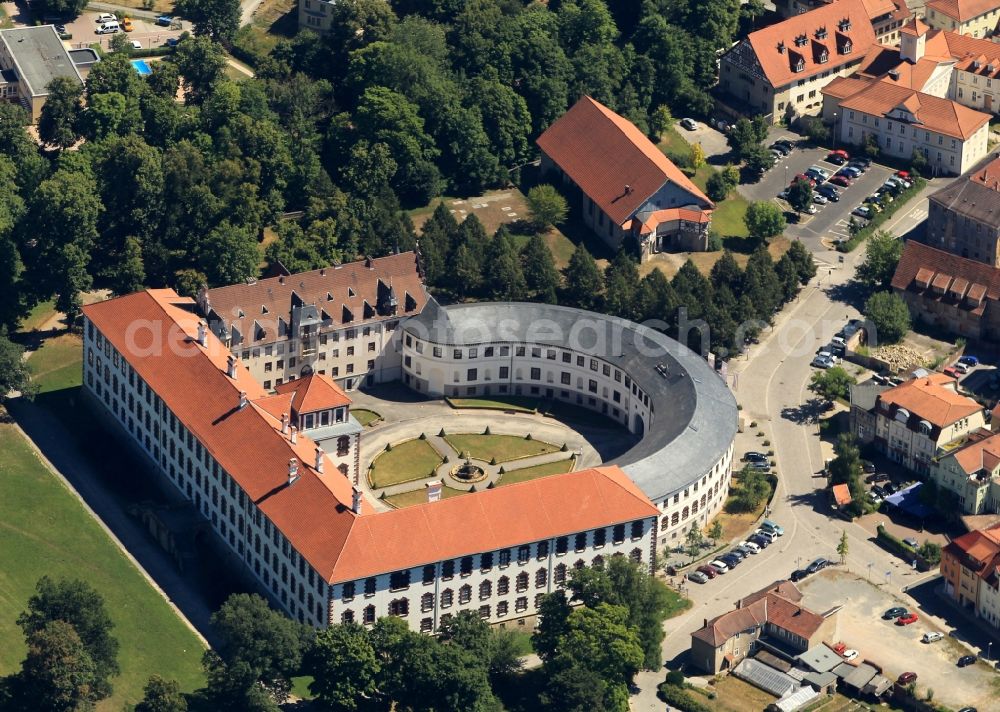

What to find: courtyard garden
left=368, top=438, right=444, bottom=488
left=383, top=484, right=466, bottom=509
left=445, top=395, right=539, bottom=413
left=350, top=408, right=382, bottom=427
left=496, top=457, right=576, bottom=487
left=443, top=432, right=560, bottom=463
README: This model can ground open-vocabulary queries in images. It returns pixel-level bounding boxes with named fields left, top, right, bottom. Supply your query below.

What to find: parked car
left=884, top=607, right=908, bottom=619
left=697, top=565, right=719, bottom=579
left=130, top=39, right=142, bottom=49
left=868, top=492, right=883, bottom=505
left=708, top=559, right=729, bottom=574
left=827, top=153, right=847, bottom=165
left=813, top=194, right=829, bottom=205
left=156, top=14, right=174, bottom=25
left=790, top=569, right=808, bottom=582
left=96, top=22, right=120, bottom=33
left=817, top=185, right=840, bottom=201
left=166, top=37, right=179, bottom=47
left=861, top=460, right=876, bottom=474
left=680, top=118, right=698, bottom=130
left=959, top=355, right=980, bottom=366
left=903, top=537, right=919, bottom=548
left=955, top=362, right=971, bottom=374
left=748, top=460, right=770, bottom=471
left=754, top=528, right=777, bottom=543
left=805, top=169, right=827, bottom=183
left=897, top=613, right=919, bottom=625
left=898, top=672, right=918, bottom=684
left=806, top=557, right=830, bottom=574
left=871, top=485, right=887, bottom=499
left=761, top=519, right=784, bottom=536
left=851, top=156, right=872, bottom=168
left=851, top=205, right=872, bottom=219
left=96, top=12, right=117, bottom=22
left=122, top=16, right=133, bottom=31
left=743, top=451, right=768, bottom=462
left=793, top=173, right=817, bottom=187
left=958, top=655, right=978, bottom=667
left=830, top=148, right=850, bottom=158
left=719, top=553, right=741, bottom=567
left=809, top=165, right=832, bottom=179
left=688, top=570, right=709, bottom=584
left=812, top=352, right=837, bottom=368
left=739, top=540, right=761, bottom=554
left=54, top=23, right=67, bottom=33
left=748, top=533, right=771, bottom=548
left=770, top=142, right=791, bottom=155
left=843, top=649, right=859, bottom=661
left=883, top=482, right=897, bottom=495
left=726, top=548, right=746, bottom=561
left=922, top=632, right=944, bottom=643
left=830, top=175, right=852, bottom=188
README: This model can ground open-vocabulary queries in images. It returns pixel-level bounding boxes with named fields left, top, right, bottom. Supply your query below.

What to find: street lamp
left=867, top=562, right=873, bottom=581
left=832, top=112, right=838, bottom=150
left=989, top=641, right=993, bottom=661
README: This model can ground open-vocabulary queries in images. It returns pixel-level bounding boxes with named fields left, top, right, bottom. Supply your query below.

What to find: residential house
left=536, top=96, right=714, bottom=260
left=925, top=0, right=1000, bottom=37
left=849, top=380, right=890, bottom=445
left=198, top=253, right=427, bottom=392
left=926, top=155, right=1000, bottom=266
left=891, top=240, right=1000, bottom=342
left=719, top=0, right=877, bottom=123
left=690, top=580, right=838, bottom=673
left=941, top=524, right=1000, bottom=628
left=931, top=428, right=1000, bottom=514
left=0, top=26, right=83, bottom=122
left=871, top=373, right=985, bottom=474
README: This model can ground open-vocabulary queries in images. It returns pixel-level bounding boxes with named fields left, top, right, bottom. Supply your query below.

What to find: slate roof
left=404, top=299, right=739, bottom=502
left=892, top=241, right=1000, bottom=318
left=928, top=154, right=1000, bottom=226
left=536, top=96, right=712, bottom=227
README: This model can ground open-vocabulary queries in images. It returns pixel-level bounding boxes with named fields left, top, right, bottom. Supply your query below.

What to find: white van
left=95, top=13, right=117, bottom=22
left=96, top=21, right=120, bottom=34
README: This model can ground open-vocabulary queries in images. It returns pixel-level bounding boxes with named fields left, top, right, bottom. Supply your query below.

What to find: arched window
left=337, top=463, right=349, bottom=477
left=479, top=580, right=492, bottom=599
left=441, top=589, right=453, bottom=608
left=516, top=572, right=529, bottom=592
left=630, top=548, right=643, bottom=563
left=692, top=500, right=699, bottom=514
left=341, top=609, right=354, bottom=623
left=535, top=568, right=547, bottom=588
left=363, top=605, right=375, bottom=624
left=498, top=576, right=509, bottom=595
left=700, top=494, right=707, bottom=508
left=421, top=592, right=434, bottom=612
left=574, top=559, right=585, bottom=569
left=459, top=584, right=472, bottom=604
left=337, top=436, right=350, bottom=456
left=593, top=555, right=604, bottom=569
left=671, top=512, right=680, bottom=526
left=389, top=598, right=409, bottom=617
left=682, top=506, right=690, bottom=519
left=554, top=563, right=567, bottom=586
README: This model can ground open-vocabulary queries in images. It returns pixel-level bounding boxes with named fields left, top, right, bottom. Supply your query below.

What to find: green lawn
left=0, top=425, right=206, bottom=708
left=351, top=408, right=382, bottom=427
left=368, top=439, right=443, bottom=489
left=712, top=193, right=751, bottom=239
left=19, top=300, right=56, bottom=332
left=498, top=458, right=575, bottom=487
left=444, top=433, right=559, bottom=463
left=658, top=125, right=694, bottom=163
left=445, top=396, right=539, bottom=413
left=663, top=586, right=693, bottom=619
left=383, top=484, right=466, bottom=509
left=28, top=334, right=84, bottom=394
left=0, top=6, right=13, bottom=29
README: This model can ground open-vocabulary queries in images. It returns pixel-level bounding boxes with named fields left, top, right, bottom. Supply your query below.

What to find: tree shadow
left=822, top=279, right=869, bottom=310
left=779, top=397, right=831, bottom=425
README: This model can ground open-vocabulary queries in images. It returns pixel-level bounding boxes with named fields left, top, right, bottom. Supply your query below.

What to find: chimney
left=197, top=321, right=207, bottom=346
left=238, top=391, right=247, bottom=409
left=315, top=446, right=324, bottom=473
left=290, top=425, right=297, bottom=444
left=352, top=487, right=363, bottom=514
left=281, top=413, right=288, bottom=434
left=227, top=355, right=237, bottom=379
left=288, top=458, right=299, bottom=485
left=426, top=480, right=443, bottom=503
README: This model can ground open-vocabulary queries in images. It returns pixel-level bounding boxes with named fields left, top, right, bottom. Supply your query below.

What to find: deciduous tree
left=303, top=623, right=378, bottom=710
left=809, top=366, right=856, bottom=402
left=856, top=230, right=903, bottom=289
left=38, top=77, right=82, bottom=149
left=787, top=177, right=813, bottom=213
left=526, top=184, right=568, bottom=231
left=864, top=291, right=910, bottom=344
left=16, top=621, right=97, bottom=712
left=135, top=675, right=188, bottom=712
left=744, top=201, right=786, bottom=243
left=175, top=0, right=241, bottom=41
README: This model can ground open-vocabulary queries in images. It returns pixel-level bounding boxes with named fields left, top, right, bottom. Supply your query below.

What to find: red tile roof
left=945, top=526, right=1000, bottom=579
left=950, top=429, right=1000, bottom=474
left=200, top=253, right=426, bottom=345
left=892, top=240, right=1000, bottom=316
left=693, top=582, right=824, bottom=646
left=536, top=96, right=712, bottom=227
left=832, top=483, right=852, bottom=506
left=744, top=0, right=877, bottom=88
left=275, top=373, right=352, bottom=414
left=927, top=0, right=1000, bottom=23
left=877, top=372, right=982, bottom=427
left=900, top=17, right=932, bottom=35
left=838, top=81, right=989, bottom=139
left=84, top=290, right=659, bottom=584
left=633, top=207, right=712, bottom=235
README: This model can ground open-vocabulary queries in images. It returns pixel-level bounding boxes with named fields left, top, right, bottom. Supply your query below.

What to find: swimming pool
left=130, top=59, right=152, bottom=76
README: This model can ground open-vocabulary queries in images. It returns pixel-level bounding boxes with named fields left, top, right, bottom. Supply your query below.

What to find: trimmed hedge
left=837, top=177, right=926, bottom=253
left=876, top=524, right=929, bottom=570
left=657, top=684, right=711, bottom=712
left=130, top=46, right=174, bottom=59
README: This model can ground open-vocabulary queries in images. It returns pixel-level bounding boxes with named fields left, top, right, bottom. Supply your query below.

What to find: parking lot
left=799, top=571, right=1000, bottom=711
left=738, top=134, right=894, bottom=248
left=58, top=10, right=185, bottom=51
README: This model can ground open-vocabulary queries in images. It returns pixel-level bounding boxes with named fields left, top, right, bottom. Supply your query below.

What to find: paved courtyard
left=799, top=571, right=1000, bottom=711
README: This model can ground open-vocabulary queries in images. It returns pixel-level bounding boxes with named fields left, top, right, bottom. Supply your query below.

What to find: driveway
left=675, top=119, right=730, bottom=164
left=799, top=571, right=999, bottom=711
left=60, top=9, right=184, bottom=51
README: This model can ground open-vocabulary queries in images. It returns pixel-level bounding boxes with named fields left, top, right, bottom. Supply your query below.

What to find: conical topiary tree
left=439, top=428, right=447, bottom=437
left=490, top=456, right=497, bottom=466
left=484, top=425, right=491, bottom=435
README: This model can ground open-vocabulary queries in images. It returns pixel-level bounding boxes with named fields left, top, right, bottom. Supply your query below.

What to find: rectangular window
left=517, top=545, right=530, bottom=564
left=467, top=368, right=478, bottom=381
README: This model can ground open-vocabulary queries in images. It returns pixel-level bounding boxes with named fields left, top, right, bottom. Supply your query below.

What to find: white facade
left=876, top=408, right=984, bottom=474
left=400, top=332, right=735, bottom=546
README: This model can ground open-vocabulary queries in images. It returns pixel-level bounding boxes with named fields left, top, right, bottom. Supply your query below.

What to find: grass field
left=243, top=0, right=298, bottom=54
left=663, top=586, right=693, bottom=619
left=368, top=439, right=443, bottom=488
left=351, top=408, right=382, bottom=427
left=446, top=396, right=538, bottom=413
left=498, top=458, right=575, bottom=487
left=19, top=300, right=56, bottom=332
left=444, top=433, right=559, bottom=463
left=383, top=484, right=466, bottom=509
left=701, top=675, right=776, bottom=711
left=713, top=194, right=751, bottom=238
left=0, top=425, right=205, bottom=708
left=28, top=334, right=84, bottom=393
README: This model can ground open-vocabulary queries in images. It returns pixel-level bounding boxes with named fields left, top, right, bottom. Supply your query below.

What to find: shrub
left=665, top=670, right=685, bottom=687
left=657, top=684, right=711, bottom=712
left=707, top=230, right=723, bottom=251
left=490, top=456, right=497, bottom=466
left=561, top=443, right=568, bottom=452
left=706, top=171, right=730, bottom=201
left=484, top=425, right=491, bottom=435
left=439, top=428, right=446, bottom=437
left=385, top=442, right=392, bottom=452
left=419, top=432, right=426, bottom=440
left=525, top=433, right=532, bottom=440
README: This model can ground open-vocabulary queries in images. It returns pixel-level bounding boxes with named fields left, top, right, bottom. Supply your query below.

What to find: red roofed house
left=719, top=0, right=877, bottom=123
left=891, top=240, right=1000, bottom=342
left=536, top=96, right=714, bottom=260
left=774, top=0, right=910, bottom=46
left=690, top=580, right=838, bottom=673
left=926, top=0, right=1000, bottom=38
left=941, top=524, right=1000, bottom=631
left=197, top=252, right=427, bottom=393
left=872, top=372, right=985, bottom=474
left=81, top=289, right=661, bottom=630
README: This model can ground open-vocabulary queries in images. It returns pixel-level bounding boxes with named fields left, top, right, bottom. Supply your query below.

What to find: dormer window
left=816, top=26, right=828, bottom=39
left=818, top=48, right=829, bottom=63
left=974, top=60, right=981, bottom=69
left=794, top=58, right=805, bottom=72
left=838, top=18, right=852, bottom=31
left=795, top=34, right=808, bottom=47
left=841, top=40, right=853, bottom=54
left=777, top=40, right=786, bottom=53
